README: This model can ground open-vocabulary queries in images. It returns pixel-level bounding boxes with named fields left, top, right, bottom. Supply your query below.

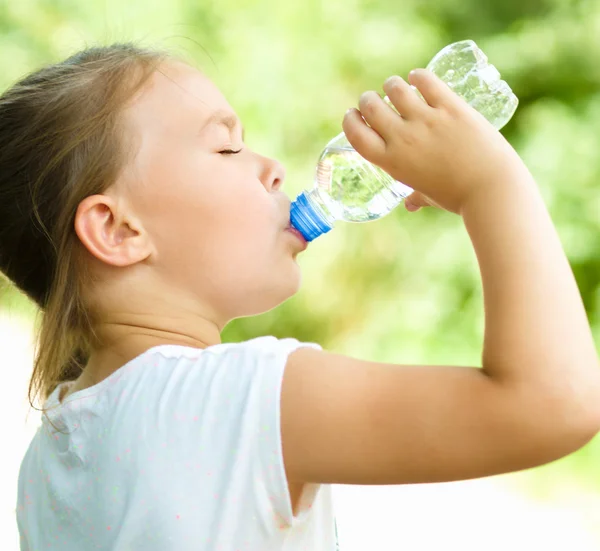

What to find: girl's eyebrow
left=201, top=110, right=246, bottom=140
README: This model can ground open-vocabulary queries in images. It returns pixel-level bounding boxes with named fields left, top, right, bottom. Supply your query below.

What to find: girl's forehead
left=131, top=61, right=232, bottom=123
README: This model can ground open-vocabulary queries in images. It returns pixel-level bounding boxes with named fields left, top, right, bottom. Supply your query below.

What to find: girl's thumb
left=405, top=191, right=434, bottom=212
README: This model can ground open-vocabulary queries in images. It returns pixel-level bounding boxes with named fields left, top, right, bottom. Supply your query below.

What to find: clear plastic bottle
left=290, top=40, right=519, bottom=242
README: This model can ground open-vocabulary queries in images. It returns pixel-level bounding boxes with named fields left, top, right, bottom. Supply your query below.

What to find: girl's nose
left=259, top=155, right=286, bottom=192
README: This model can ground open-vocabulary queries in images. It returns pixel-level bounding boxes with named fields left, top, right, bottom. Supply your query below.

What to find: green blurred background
left=1, top=0, right=599, bottom=531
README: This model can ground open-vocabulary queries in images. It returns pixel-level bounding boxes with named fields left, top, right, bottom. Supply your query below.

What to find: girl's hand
left=342, top=70, right=529, bottom=215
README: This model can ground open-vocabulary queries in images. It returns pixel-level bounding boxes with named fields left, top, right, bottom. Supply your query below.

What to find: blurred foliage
left=1, top=0, right=600, bottom=501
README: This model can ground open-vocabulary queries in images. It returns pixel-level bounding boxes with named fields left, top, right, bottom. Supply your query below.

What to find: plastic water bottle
left=290, top=40, right=519, bottom=242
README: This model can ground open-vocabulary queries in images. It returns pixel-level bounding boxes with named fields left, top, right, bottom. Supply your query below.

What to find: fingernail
left=408, top=70, right=421, bottom=82
left=385, top=75, right=403, bottom=86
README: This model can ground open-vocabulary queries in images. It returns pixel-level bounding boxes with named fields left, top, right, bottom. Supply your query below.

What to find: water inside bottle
left=426, top=41, right=518, bottom=130
left=316, top=144, right=413, bottom=223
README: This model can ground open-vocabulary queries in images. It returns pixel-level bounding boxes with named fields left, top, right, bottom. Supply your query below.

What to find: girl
left=7, top=42, right=600, bottom=550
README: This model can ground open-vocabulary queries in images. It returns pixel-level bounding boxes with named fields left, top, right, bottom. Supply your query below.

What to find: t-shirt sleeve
left=250, top=337, right=323, bottom=528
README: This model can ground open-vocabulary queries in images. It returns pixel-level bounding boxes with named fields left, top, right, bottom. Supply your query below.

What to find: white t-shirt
left=16, top=336, right=339, bottom=550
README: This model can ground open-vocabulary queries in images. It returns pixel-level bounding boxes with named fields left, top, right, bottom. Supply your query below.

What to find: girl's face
left=116, top=61, right=307, bottom=323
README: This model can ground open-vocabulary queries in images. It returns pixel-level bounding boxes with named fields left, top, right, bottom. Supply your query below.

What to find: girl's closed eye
left=219, top=148, right=242, bottom=155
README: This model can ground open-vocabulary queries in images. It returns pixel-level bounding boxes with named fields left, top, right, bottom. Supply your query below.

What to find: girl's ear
left=74, top=194, right=154, bottom=267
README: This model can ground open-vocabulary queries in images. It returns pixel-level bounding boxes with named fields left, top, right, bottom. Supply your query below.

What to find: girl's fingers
left=342, top=107, right=386, bottom=162
left=408, top=69, right=455, bottom=109
left=405, top=191, right=439, bottom=211
left=357, top=91, right=402, bottom=142
left=383, top=76, right=429, bottom=120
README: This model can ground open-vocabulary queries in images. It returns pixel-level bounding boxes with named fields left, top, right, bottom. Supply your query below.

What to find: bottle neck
left=289, top=189, right=334, bottom=242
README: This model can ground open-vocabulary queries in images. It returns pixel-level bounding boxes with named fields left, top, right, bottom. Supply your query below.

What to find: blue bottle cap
left=289, top=191, right=333, bottom=242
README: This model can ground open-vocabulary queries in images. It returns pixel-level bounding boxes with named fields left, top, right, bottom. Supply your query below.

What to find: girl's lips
left=285, top=225, right=308, bottom=250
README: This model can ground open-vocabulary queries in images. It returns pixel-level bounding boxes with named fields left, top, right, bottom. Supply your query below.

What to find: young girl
left=7, top=42, right=600, bottom=550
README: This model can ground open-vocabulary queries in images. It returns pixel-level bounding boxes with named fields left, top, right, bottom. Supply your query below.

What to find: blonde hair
left=0, top=42, right=173, bottom=412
